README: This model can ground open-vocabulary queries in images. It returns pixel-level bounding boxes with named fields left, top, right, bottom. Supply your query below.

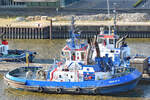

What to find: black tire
left=93, top=88, right=98, bottom=94
left=38, top=87, right=44, bottom=92
left=75, top=88, right=81, bottom=93
left=56, top=88, right=62, bottom=94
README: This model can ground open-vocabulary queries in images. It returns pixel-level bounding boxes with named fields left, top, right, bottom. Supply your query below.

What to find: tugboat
left=4, top=17, right=142, bottom=94
left=91, top=28, right=130, bottom=67
left=0, top=39, right=36, bottom=62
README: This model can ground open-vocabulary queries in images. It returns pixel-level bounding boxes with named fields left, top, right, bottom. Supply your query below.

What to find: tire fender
left=56, top=88, right=62, bottom=93
left=75, top=88, right=81, bottom=93
left=38, top=87, right=44, bottom=92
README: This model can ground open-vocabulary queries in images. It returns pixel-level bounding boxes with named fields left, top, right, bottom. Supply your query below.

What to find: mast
left=113, top=3, right=117, bottom=32
left=70, top=16, right=76, bottom=48
left=107, top=0, right=111, bottom=35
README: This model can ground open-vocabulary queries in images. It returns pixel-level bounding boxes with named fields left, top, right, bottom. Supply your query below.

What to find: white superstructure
left=92, top=30, right=130, bottom=66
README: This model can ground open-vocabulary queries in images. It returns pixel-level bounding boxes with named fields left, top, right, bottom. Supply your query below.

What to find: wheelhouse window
left=65, top=52, right=70, bottom=60
left=59, top=75, right=62, bottom=78
left=115, top=39, right=117, bottom=44
left=71, top=52, right=76, bottom=61
left=0, top=47, right=2, bottom=53
left=103, top=39, right=107, bottom=45
left=97, top=38, right=103, bottom=43
left=61, top=51, right=65, bottom=56
left=87, top=68, right=89, bottom=71
left=2, top=46, right=5, bottom=52
left=109, top=39, right=114, bottom=44
left=81, top=52, right=85, bottom=60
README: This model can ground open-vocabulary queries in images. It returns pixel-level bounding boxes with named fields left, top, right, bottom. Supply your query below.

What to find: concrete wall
left=0, top=0, right=11, bottom=5
left=14, top=0, right=58, bottom=2
left=117, top=25, right=150, bottom=31
left=0, top=0, right=80, bottom=7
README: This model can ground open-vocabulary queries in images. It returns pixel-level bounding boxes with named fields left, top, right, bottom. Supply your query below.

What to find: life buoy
left=56, top=88, right=62, bottom=93
left=88, top=76, right=92, bottom=80
left=38, top=87, right=44, bottom=92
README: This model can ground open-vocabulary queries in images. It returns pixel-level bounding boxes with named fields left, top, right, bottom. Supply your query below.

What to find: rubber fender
left=93, top=88, right=98, bottom=94
left=38, top=87, right=44, bottom=92
left=56, top=88, right=62, bottom=93
left=75, top=88, right=81, bottom=93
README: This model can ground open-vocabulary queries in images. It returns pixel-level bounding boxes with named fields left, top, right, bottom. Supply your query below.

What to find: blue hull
left=4, top=67, right=142, bottom=94
left=98, top=77, right=139, bottom=94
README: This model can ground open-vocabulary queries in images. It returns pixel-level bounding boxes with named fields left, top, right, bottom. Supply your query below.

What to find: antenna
left=113, top=3, right=118, bottom=32
left=107, top=0, right=110, bottom=17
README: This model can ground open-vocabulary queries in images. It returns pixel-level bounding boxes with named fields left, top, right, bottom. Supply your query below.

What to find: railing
left=113, top=67, right=135, bottom=77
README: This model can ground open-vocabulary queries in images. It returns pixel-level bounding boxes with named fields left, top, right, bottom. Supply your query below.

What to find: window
left=103, top=39, right=107, bottom=45
left=71, top=52, right=76, bottom=61
left=115, top=39, right=117, bottom=44
left=109, top=39, right=114, bottom=44
left=65, top=52, right=70, bottom=60
left=81, top=52, right=85, bottom=60
left=65, top=52, right=69, bottom=56
left=87, top=68, right=89, bottom=71
left=0, top=47, right=3, bottom=53
left=59, top=75, right=62, bottom=78
left=97, top=38, right=103, bottom=43
left=2, top=47, right=4, bottom=52
left=3, top=47, right=5, bottom=52
left=61, top=52, right=64, bottom=56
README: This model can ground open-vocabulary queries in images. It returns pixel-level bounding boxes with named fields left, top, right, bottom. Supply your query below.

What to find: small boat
left=0, top=40, right=36, bottom=62
left=4, top=17, right=142, bottom=94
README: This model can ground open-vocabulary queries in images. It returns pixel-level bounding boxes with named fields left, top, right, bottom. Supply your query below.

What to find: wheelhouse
left=61, top=44, right=88, bottom=63
left=97, top=34, right=118, bottom=49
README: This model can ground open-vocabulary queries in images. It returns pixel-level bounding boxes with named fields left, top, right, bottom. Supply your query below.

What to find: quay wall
left=1, top=24, right=150, bottom=39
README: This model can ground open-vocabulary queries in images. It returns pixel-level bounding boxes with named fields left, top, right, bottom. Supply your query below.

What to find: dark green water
left=0, top=39, right=150, bottom=100
left=8, top=39, right=66, bottom=64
